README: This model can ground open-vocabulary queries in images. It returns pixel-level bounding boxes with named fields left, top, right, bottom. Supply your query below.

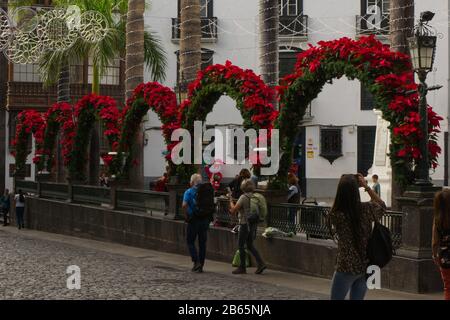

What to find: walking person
left=327, top=174, right=386, bottom=300
left=432, top=189, right=450, bottom=300
left=182, top=174, right=215, bottom=273
left=287, top=173, right=301, bottom=234
left=229, top=179, right=267, bottom=275
left=1, top=189, right=10, bottom=226
left=14, top=189, right=26, bottom=230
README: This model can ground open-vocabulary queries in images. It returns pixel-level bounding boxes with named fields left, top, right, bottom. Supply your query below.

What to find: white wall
left=141, top=0, right=450, bottom=184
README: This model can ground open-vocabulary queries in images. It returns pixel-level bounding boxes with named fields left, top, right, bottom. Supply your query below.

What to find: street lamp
left=407, top=11, right=441, bottom=186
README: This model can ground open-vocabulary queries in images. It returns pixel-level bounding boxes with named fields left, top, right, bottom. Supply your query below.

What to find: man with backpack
left=182, top=174, right=215, bottom=273
left=229, top=179, right=267, bottom=275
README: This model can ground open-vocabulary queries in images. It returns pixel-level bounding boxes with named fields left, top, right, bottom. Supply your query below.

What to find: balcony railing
left=279, top=15, right=308, bottom=40
left=15, top=179, right=403, bottom=248
left=356, top=14, right=390, bottom=36
left=171, top=17, right=218, bottom=42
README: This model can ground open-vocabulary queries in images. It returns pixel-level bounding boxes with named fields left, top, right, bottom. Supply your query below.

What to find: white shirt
left=14, top=194, right=25, bottom=208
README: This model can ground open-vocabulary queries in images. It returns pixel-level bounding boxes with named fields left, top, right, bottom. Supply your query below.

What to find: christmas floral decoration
left=276, top=36, right=442, bottom=187
left=12, top=110, right=45, bottom=174
left=111, top=82, right=179, bottom=178
left=69, top=94, right=120, bottom=182
left=178, top=60, right=279, bottom=181
left=39, top=102, right=76, bottom=173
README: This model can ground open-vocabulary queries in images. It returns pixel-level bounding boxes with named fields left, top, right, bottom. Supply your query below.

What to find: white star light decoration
left=1, top=6, right=109, bottom=64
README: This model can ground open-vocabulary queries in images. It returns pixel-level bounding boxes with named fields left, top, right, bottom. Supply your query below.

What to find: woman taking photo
left=14, top=189, right=26, bottom=230
left=432, top=190, right=450, bottom=300
left=328, top=174, right=386, bottom=300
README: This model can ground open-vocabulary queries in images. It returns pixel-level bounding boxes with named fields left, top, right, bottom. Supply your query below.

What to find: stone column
left=396, top=185, right=443, bottom=293
left=167, top=182, right=188, bottom=220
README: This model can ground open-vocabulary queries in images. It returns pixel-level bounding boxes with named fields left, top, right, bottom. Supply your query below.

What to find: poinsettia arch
left=110, top=82, right=179, bottom=177
left=68, top=94, right=121, bottom=182
left=178, top=61, right=279, bottom=179
left=36, top=102, right=76, bottom=174
left=276, top=36, right=442, bottom=186
left=12, top=110, right=45, bottom=174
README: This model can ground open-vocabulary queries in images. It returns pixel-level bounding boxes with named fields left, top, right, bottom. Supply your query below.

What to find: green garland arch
left=276, top=36, right=442, bottom=188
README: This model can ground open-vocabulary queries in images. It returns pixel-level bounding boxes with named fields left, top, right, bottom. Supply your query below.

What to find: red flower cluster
left=12, top=110, right=46, bottom=171
left=185, top=60, right=279, bottom=130
left=75, top=94, right=121, bottom=170
left=278, top=35, right=443, bottom=177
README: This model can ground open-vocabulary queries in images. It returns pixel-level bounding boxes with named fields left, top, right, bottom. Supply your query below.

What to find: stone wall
left=24, top=197, right=443, bottom=294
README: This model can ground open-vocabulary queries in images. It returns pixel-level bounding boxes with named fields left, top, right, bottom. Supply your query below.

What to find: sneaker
left=192, top=262, right=202, bottom=272
left=255, top=264, right=267, bottom=275
left=232, top=267, right=246, bottom=275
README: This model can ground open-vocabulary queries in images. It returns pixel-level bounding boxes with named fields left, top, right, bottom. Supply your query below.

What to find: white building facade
left=3, top=0, right=449, bottom=200
left=142, top=0, right=450, bottom=198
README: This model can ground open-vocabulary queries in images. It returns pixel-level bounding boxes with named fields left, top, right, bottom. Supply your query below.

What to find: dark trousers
left=238, top=223, right=264, bottom=269
left=288, top=207, right=297, bottom=234
left=16, top=207, right=24, bottom=229
left=186, top=219, right=209, bottom=265
left=2, top=208, right=8, bottom=225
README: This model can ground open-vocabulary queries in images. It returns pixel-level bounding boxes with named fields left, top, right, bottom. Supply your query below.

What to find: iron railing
left=15, top=180, right=402, bottom=247
left=171, top=17, right=218, bottom=41
left=116, top=189, right=169, bottom=216
left=214, top=198, right=402, bottom=248
left=72, top=185, right=110, bottom=206
left=279, top=15, right=308, bottom=39
left=39, top=182, right=68, bottom=200
left=15, top=180, right=38, bottom=195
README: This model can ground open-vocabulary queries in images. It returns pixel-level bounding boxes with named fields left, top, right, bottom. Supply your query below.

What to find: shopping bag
left=232, top=249, right=251, bottom=267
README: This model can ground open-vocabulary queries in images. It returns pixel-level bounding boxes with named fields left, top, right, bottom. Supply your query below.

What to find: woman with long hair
left=432, top=189, right=450, bottom=300
left=328, top=174, right=386, bottom=300
left=14, top=189, right=26, bottom=230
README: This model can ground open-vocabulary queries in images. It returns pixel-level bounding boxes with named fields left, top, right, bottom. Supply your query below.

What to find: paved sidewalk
left=0, top=226, right=443, bottom=300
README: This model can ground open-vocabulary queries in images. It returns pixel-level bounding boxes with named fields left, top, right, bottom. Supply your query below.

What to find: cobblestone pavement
left=0, top=229, right=326, bottom=300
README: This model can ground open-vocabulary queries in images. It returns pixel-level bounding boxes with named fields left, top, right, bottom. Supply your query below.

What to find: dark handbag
left=367, top=220, right=394, bottom=269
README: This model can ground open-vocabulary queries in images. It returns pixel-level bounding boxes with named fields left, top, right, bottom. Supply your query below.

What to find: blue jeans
left=186, top=219, right=209, bottom=265
left=16, top=207, right=25, bottom=229
left=330, top=272, right=368, bottom=300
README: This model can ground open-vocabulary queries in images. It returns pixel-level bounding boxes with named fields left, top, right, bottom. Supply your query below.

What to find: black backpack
left=366, top=221, right=394, bottom=269
left=194, top=183, right=215, bottom=221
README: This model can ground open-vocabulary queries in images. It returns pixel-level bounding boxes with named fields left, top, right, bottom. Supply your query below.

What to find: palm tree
left=259, top=0, right=279, bottom=90
left=179, top=0, right=201, bottom=92
left=36, top=0, right=167, bottom=185
left=390, top=0, right=414, bottom=209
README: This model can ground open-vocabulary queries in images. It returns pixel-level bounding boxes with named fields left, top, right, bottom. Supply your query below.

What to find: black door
left=357, top=126, right=376, bottom=176
left=293, top=127, right=306, bottom=197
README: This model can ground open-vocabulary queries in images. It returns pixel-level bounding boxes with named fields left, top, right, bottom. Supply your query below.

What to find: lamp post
left=407, top=11, right=440, bottom=186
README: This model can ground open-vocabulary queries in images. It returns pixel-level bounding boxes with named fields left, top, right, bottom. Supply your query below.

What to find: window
left=361, top=85, right=375, bottom=110
left=279, top=0, right=302, bottom=16
left=320, top=127, right=343, bottom=164
left=178, top=0, right=213, bottom=17
left=13, top=64, right=41, bottom=82
left=366, top=0, right=389, bottom=14
left=176, top=49, right=214, bottom=86
left=70, top=60, right=84, bottom=84
left=279, top=47, right=301, bottom=80
left=88, top=58, right=121, bottom=85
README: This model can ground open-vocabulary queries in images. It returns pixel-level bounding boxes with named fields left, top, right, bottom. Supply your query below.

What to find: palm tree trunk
left=56, top=58, right=70, bottom=183
left=259, top=0, right=279, bottom=94
left=179, top=0, right=202, bottom=92
left=88, top=64, right=100, bottom=186
left=125, top=0, right=145, bottom=189
left=390, top=0, right=414, bottom=209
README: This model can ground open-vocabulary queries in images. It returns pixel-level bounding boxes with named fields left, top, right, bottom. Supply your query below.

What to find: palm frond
left=144, top=30, right=167, bottom=82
